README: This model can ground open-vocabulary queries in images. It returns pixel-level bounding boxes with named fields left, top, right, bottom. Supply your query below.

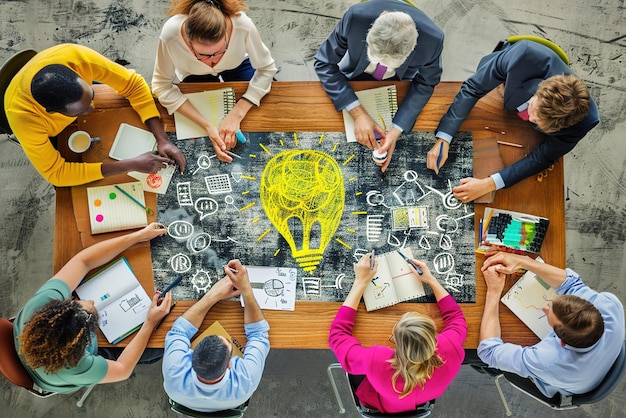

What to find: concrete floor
left=1, top=0, right=625, bottom=417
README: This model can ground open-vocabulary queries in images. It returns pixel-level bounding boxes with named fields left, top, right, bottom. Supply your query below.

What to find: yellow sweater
left=5, top=44, right=160, bottom=186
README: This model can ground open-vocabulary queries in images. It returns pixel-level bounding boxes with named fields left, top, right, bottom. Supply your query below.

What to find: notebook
left=342, top=85, right=398, bottom=143
left=108, top=123, right=175, bottom=194
left=476, top=207, right=549, bottom=256
left=174, top=88, right=237, bottom=140
left=75, top=257, right=151, bottom=344
left=191, top=320, right=244, bottom=357
left=240, top=266, right=298, bottom=311
left=501, top=258, right=556, bottom=339
left=86, top=181, right=148, bottom=234
left=362, top=247, right=425, bottom=311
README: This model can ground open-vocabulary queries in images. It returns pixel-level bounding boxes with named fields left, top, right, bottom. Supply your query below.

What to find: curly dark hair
left=18, top=299, right=98, bottom=374
left=30, top=64, right=84, bottom=113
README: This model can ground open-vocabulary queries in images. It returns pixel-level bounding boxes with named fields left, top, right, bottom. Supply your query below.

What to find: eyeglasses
left=190, top=34, right=228, bottom=60
left=388, top=321, right=398, bottom=345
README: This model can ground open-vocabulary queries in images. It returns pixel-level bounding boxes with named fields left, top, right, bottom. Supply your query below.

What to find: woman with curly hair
left=329, top=254, right=467, bottom=414
left=14, top=223, right=173, bottom=393
left=152, top=0, right=276, bottom=163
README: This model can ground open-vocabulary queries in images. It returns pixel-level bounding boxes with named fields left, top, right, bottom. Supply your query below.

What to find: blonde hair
left=169, top=0, right=248, bottom=42
left=533, top=74, right=590, bottom=133
left=387, top=312, right=444, bottom=398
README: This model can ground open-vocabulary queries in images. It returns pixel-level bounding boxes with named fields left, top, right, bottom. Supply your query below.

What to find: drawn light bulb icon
left=260, top=150, right=345, bottom=272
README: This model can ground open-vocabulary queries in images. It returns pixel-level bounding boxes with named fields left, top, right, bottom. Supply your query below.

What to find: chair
left=0, top=49, right=37, bottom=144
left=494, top=340, right=626, bottom=416
left=327, top=363, right=435, bottom=417
left=0, top=317, right=95, bottom=407
left=168, top=397, right=249, bottom=418
left=493, top=35, right=570, bottom=65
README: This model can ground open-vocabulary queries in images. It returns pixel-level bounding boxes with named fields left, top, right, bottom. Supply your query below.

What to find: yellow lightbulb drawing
left=260, top=150, right=345, bottom=272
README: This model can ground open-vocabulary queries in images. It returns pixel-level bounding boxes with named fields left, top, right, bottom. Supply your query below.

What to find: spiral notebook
left=86, top=181, right=148, bottom=234
left=362, top=247, right=425, bottom=311
left=342, top=85, right=398, bottom=143
left=174, top=87, right=237, bottom=139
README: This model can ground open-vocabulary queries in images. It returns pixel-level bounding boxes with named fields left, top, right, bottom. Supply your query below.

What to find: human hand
left=205, top=124, right=234, bottom=163
left=223, top=259, right=252, bottom=295
left=482, top=265, right=507, bottom=295
left=135, top=222, right=168, bottom=242
left=452, top=177, right=496, bottom=203
left=145, top=291, right=172, bottom=329
left=208, top=275, right=241, bottom=300
left=481, top=251, right=530, bottom=274
left=354, top=253, right=378, bottom=286
left=376, top=128, right=401, bottom=172
left=219, top=112, right=242, bottom=150
left=426, top=139, right=449, bottom=175
left=350, top=106, right=379, bottom=149
left=156, top=140, right=186, bottom=174
left=408, top=259, right=434, bottom=284
left=131, top=151, right=173, bottom=173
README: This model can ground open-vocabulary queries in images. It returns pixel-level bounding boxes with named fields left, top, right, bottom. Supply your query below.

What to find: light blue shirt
left=478, top=269, right=625, bottom=397
left=162, top=316, right=270, bottom=412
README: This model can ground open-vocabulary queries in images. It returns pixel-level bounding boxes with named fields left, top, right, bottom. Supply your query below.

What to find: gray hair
left=366, top=12, right=418, bottom=64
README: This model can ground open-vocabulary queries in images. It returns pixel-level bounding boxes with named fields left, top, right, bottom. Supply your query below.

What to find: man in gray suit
left=428, top=40, right=599, bottom=202
left=314, top=0, right=444, bottom=172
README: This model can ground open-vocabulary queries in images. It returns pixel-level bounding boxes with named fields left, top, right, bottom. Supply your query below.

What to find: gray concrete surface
left=1, top=0, right=624, bottom=417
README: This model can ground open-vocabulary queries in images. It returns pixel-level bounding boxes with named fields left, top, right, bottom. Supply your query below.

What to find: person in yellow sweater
left=5, top=44, right=186, bottom=187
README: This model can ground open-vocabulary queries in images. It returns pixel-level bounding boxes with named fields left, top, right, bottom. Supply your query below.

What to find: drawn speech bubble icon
left=195, top=197, right=219, bottom=220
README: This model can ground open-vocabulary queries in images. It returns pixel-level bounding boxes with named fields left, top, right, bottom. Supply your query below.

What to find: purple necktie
left=372, top=63, right=387, bottom=81
left=518, top=109, right=530, bottom=121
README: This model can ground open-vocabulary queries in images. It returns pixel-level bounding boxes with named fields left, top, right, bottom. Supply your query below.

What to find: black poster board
left=150, top=131, right=475, bottom=303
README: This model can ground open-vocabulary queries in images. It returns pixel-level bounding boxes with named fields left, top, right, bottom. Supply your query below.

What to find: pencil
left=485, top=126, right=506, bottom=135
left=370, top=249, right=375, bottom=270
left=114, top=185, right=154, bottom=215
left=497, top=140, right=523, bottom=148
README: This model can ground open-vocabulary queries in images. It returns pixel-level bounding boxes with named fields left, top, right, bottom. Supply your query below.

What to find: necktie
left=518, top=109, right=530, bottom=121
left=371, top=63, right=387, bottom=81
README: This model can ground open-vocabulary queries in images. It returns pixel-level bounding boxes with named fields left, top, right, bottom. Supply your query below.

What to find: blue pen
left=436, top=141, right=444, bottom=171
left=158, top=274, right=184, bottom=299
left=395, top=250, right=423, bottom=275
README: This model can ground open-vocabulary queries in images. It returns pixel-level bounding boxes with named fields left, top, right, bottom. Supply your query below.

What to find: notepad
left=501, top=258, right=556, bottom=339
left=476, top=207, right=550, bottom=255
left=86, top=181, right=148, bottom=234
left=174, top=88, right=237, bottom=140
left=240, top=266, right=298, bottom=311
left=109, top=123, right=175, bottom=194
left=362, top=247, right=425, bottom=311
left=342, top=85, right=398, bottom=143
left=191, top=320, right=244, bottom=357
left=75, top=257, right=151, bottom=344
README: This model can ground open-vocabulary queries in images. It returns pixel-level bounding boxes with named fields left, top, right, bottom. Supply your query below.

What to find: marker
left=158, top=274, right=184, bottom=299
left=479, top=218, right=484, bottom=244
left=114, top=185, right=154, bottom=215
left=235, top=130, right=246, bottom=144
left=436, top=141, right=444, bottom=171
left=370, top=249, right=375, bottom=270
left=395, top=250, right=423, bottom=275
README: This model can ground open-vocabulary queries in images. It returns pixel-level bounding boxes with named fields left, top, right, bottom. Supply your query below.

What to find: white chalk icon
left=320, top=273, right=346, bottom=291
left=366, top=190, right=391, bottom=208
left=419, top=235, right=432, bottom=249
left=433, top=252, right=455, bottom=274
left=353, top=248, right=369, bottom=262
left=169, top=253, right=192, bottom=273
left=366, top=215, right=385, bottom=242
left=392, top=170, right=428, bottom=206
left=168, top=220, right=194, bottom=240
left=176, top=182, right=193, bottom=206
left=231, top=172, right=244, bottom=183
left=205, top=174, right=232, bottom=195
left=444, top=272, right=463, bottom=293
left=224, top=195, right=238, bottom=211
left=195, top=197, right=219, bottom=220
left=302, top=277, right=322, bottom=296
left=191, top=269, right=212, bottom=293
left=192, top=154, right=215, bottom=175
left=188, top=232, right=212, bottom=253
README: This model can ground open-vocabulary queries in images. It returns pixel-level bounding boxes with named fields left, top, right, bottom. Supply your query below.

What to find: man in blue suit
left=314, top=0, right=444, bottom=172
left=428, top=40, right=599, bottom=202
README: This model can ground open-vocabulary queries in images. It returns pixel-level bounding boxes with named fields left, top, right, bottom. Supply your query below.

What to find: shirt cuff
left=490, top=173, right=505, bottom=190
left=435, top=131, right=453, bottom=143
left=392, top=123, right=404, bottom=133
left=344, top=100, right=360, bottom=112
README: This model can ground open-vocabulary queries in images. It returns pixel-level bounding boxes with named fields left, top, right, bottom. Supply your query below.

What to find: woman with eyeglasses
left=329, top=254, right=467, bottom=414
left=13, top=223, right=173, bottom=393
left=152, top=0, right=277, bottom=162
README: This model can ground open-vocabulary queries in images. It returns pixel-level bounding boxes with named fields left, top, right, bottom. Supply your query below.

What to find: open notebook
left=342, top=85, right=398, bottom=143
left=174, top=88, right=237, bottom=139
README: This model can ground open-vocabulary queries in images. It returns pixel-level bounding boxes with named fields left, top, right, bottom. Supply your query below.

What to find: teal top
left=13, top=279, right=108, bottom=393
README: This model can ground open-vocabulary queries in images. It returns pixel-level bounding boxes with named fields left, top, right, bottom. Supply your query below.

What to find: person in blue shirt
left=477, top=252, right=624, bottom=397
left=162, top=259, right=270, bottom=412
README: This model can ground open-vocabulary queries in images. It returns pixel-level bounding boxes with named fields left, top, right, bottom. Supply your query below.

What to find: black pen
left=395, top=250, right=423, bottom=275
left=158, top=274, right=184, bottom=299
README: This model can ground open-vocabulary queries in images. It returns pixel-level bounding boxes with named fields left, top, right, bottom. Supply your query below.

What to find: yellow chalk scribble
left=239, top=202, right=256, bottom=211
left=334, top=238, right=352, bottom=249
left=273, top=249, right=280, bottom=256
left=256, top=229, right=270, bottom=241
left=259, top=143, right=271, bottom=155
left=343, top=154, right=355, bottom=166
left=260, top=149, right=345, bottom=272
left=252, top=217, right=261, bottom=223
left=240, top=175, right=257, bottom=181
left=318, top=134, right=325, bottom=144
left=293, top=132, right=299, bottom=146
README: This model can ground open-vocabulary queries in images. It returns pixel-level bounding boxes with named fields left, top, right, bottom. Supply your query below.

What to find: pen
left=225, top=150, right=242, bottom=159
left=370, top=249, right=375, bottom=270
left=485, top=126, right=506, bottom=135
left=479, top=218, right=483, bottom=244
left=436, top=141, right=444, bottom=170
left=114, top=185, right=154, bottom=216
left=395, top=250, right=423, bottom=275
left=158, top=274, right=184, bottom=299
left=497, top=140, right=523, bottom=148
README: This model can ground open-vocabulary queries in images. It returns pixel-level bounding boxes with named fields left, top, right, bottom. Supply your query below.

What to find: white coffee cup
left=68, top=130, right=100, bottom=153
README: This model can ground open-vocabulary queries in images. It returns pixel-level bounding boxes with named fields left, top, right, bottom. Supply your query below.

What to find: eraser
left=235, top=130, right=246, bottom=144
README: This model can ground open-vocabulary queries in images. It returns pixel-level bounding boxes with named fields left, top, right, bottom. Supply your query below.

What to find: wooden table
left=54, top=81, right=564, bottom=349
